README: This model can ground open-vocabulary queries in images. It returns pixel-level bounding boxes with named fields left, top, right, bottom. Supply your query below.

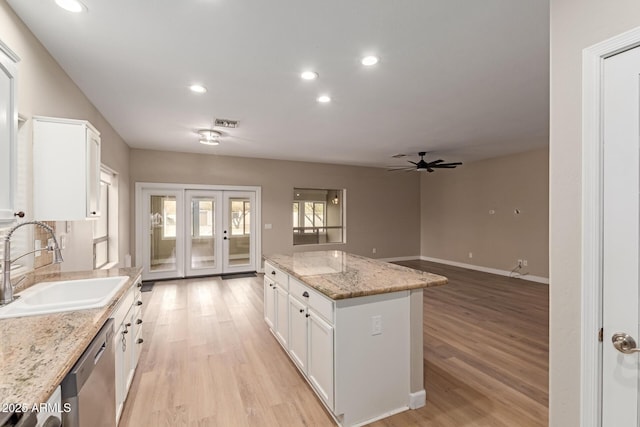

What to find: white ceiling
left=7, top=0, right=549, bottom=168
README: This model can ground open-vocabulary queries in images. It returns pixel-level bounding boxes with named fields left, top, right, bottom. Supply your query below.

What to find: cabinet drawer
left=112, top=286, right=134, bottom=327
left=289, top=277, right=334, bottom=324
left=265, top=262, right=289, bottom=290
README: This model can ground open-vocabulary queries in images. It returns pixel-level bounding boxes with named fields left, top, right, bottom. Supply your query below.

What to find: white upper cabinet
left=33, top=117, right=101, bottom=220
left=0, top=41, right=20, bottom=225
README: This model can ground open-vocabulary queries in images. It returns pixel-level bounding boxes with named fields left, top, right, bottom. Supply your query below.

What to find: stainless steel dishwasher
left=61, top=318, right=115, bottom=427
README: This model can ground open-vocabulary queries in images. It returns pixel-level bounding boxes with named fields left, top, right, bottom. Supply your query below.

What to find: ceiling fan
left=387, top=151, right=463, bottom=173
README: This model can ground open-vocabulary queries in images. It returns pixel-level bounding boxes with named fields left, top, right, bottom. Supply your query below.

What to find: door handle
left=224, top=236, right=228, bottom=240
left=612, top=332, right=640, bottom=354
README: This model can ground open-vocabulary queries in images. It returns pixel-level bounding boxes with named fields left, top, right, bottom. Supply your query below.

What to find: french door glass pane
left=229, top=197, right=250, bottom=266
left=191, top=197, right=216, bottom=269
left=150, top=195, right=176, bottom=272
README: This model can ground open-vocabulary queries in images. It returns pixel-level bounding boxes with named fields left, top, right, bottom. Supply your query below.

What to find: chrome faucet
left=1, top=221, right=64, bottom=305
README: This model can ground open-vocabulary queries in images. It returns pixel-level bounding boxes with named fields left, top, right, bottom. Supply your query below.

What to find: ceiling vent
left=215, top=118, right=239, bottom=128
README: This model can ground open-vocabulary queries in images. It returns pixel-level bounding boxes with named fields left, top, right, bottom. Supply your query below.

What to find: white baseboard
left=419, top=256, right=549, bottom=284
left=378, top=255, right=421, bottom=262
left=409, top=389, right=426, bottom=409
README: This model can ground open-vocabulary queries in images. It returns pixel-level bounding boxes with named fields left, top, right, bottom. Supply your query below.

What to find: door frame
left=135, top=182, right=262, bottom=277
left=581, top=26, right=640, bottom=427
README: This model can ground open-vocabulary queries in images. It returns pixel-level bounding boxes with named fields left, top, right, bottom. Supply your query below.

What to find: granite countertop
left=0, top=267, right=142, bottom=407
left=264, top=251, right=447, bottom=300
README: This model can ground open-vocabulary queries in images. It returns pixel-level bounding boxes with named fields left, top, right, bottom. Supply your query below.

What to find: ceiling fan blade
left=427, top=167, right=434, bottom=172
left=432, top=162, right=462, bottom=167
left=431, top=159, right=445, bottom=164
left=408, top=161, right=419, bottom=165
left=430, top=165, right=458, bottom=169
left=387, top=167, right=414, bottom=171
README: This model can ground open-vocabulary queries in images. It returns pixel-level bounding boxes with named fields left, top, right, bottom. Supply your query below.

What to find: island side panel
left=334, top=291, right=411, bottom=426
left=409, top=289, right=426, bottom=408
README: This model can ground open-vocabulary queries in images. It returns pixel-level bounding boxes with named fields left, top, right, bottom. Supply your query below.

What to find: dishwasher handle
left=93, top=341, right=107, bottom=365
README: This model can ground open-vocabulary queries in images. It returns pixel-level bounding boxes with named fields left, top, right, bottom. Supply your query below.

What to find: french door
left=139, top=186, right=257, bottom=280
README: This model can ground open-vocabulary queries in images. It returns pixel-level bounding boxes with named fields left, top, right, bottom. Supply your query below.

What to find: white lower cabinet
left=113, top=277, right=144, bottom=425
left=308, top=311, right=334, bottom=409
left=288, top=295, right=308, bottom=371
left=275, top=286, right=289, bottom=346
left=263, top=278, right=276, bottom=329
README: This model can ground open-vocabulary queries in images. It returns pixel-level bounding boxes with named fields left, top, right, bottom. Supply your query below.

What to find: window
left=92, top=180, right=109, bottom=268
left=93, top=168, right=119, bottom=269
left=293, top=188, right=344, bottom=245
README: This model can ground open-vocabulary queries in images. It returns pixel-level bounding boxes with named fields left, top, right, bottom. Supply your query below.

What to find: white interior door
left=141, top=189, right=184, bottom=281
left=222, top=191, right=256, bottom=274
left=185, top=190, right=223, bottom=276
left=602, top=44, right=640, bottom=426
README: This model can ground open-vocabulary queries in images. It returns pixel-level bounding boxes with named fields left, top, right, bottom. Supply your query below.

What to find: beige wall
left=0, top=2, right=131, bottom=270
left=420, top=147, right=549, bottom=278
left=550, top=1, right=640, bottom=425
left=129, top=149, right=421, bottom=264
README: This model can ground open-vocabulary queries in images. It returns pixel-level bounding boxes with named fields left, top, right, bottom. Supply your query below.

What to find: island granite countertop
left=264, top=251, right=447, bottom=300
left=0, top=267, right=142, bottom=407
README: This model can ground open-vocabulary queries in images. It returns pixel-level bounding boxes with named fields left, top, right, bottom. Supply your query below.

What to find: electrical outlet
left=517, top=259, right=523, bottom=268
left=372, top=248, right=377, bottom=254
left=371, top=315, right=382, bottom=336
left=523, top=259, right=528, bottom=267
left=34, top=240, right=41, bottom=257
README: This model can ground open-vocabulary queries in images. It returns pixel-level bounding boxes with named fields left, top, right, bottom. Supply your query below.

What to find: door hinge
left=598, top=327, right=603, bottom=342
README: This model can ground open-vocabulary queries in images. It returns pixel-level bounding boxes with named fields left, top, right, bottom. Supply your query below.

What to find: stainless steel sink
left=0, top=276, right=129, bottom=319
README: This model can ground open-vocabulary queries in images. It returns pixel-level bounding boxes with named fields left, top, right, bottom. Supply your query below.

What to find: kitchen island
left=263, top=251, right=447, bottom=427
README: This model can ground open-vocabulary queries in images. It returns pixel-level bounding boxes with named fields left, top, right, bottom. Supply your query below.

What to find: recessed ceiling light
left=317, top=95, right=331, bottom=103
left=199, top=139, right=220, bottom=146
left=361, top=56, right=380, bottom=66
left=301, top=71, right=319, bottom=80
left=55, top=0, right=85, bottom=13
left=190, top=84, right=207, bottom=94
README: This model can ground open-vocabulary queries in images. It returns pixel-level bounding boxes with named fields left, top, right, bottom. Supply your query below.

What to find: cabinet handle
left=137, top=282, right=142, bottom=288
left=271, top=271, right=276, bottom=275
left=299, top=309, right=304, bottom=313
left=137, top=338, right=144, bottom=344
left=91, top=211, right=97, bottom=215
left=13, top=211, right=25, bottom=218
left=136, top=319, right=143, bottom=325
left=269, top=283, right=273, bottom=287
left=305, top=313, right=310, bottom=318
left=136, top=301, right=143, bottom=306
left=302, top=291, right=309, bottom=298
left=125, top=322, right=131, bottom=327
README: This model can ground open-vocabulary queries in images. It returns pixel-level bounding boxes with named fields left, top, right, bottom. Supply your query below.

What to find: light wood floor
left=120, top=261, right=548, bottom=427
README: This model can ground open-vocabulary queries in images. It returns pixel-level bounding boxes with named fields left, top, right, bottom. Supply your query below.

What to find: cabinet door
left=114, top=321, right=126, bottom=422
left=0, top=44, right=18, bottom=224
left=264, top=278, right=276, bottom=329
left=308, top=311, right=334, bottom=409
left=288, top=296, right=308, bottom=372
left=275, top=286, right=289, bottom=347
left=86, top=128, right=101, bottom=217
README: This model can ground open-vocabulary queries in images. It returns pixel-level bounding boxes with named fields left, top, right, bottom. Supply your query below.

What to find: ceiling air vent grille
left=215, top=118, right=239, bottom=128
